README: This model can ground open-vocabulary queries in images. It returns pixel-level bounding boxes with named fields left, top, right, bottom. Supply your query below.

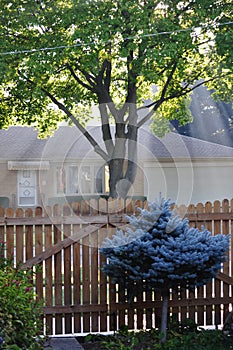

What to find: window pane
left=81, top=166, right=91, bottom=193
left=94, top=166, right=103, bottom=193
left=105, top=165, right=110, bottom=193
left=68, top=166, right=79, bottom=194
left=56, top=167, right=66, bottom=194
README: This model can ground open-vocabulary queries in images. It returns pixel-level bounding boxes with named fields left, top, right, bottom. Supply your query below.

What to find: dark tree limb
left=66, top=64, right=96, bottom=92
left=40, top=87, right=110, bottom=161
left=22, top=73, right=110, bottom=161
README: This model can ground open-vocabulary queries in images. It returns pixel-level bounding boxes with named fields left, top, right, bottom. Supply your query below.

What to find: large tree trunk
left=95, top=66, right=139, bottom=199
left=108, top=159, right=138, bottom=198
left=108, top=119, right=138, bottom=198
left=108, top=158, right=124, bottom=198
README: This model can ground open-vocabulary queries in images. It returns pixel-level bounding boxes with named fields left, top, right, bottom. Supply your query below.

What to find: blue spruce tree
left=100, top=197, right=229, bottom=343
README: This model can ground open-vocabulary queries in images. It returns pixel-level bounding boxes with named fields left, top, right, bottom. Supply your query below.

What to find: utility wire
left=0, top=20, right=232, bottom=57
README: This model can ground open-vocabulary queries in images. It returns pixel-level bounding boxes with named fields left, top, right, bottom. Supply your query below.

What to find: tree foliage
left=0, top=0, right=233, bottom=196
left=100, top=197, right=229, bottom=341
left=171, top=86, right=233, bottom=147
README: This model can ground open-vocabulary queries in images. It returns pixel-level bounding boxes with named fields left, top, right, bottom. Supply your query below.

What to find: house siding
left=144, top=160, right=233, bottom=205
left=0, top=163, right=17, bottom=206
left=38, top=161, right=145, bottom=207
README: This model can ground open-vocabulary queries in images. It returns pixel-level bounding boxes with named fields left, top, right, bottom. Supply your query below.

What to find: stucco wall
left=2, top=158, right=232, bottom=208
left=0, top=163, right=17, bottom=206
left=144, top=160, right=233, bottom=206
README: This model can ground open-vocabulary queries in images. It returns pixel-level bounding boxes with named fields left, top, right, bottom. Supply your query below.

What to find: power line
left=0, top=20, right=232, bottom=57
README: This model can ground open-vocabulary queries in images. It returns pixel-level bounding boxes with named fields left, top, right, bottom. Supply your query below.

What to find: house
left=0, top=125, right=233, bottom=208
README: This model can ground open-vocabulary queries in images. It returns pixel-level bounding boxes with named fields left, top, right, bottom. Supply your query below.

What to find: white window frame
left=55, top=163, right=109, bottom=196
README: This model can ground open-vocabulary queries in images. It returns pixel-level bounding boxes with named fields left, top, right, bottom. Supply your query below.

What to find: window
left=95, top=165, right=109, bottom=194
left=18, top=170, right=37, bottom=206
left=104, top=165, right=110, bottom=193
left=56, top=164, right=109, bottom=195
left=81, top=166, right=91, bottom=193
left=95, top=166, right=103, bottom=193
left=56, top=167, right=66, bottom=194
left=68, top=166, right=79, bottom=194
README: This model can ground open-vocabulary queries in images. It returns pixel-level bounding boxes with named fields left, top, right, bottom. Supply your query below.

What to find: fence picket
left=222, top=199, right=230, bottom=321
left=72, top=202, right=82, bottom=333
left=89, top=199, right=99, bottom=332
left=63, top=205, right=72, bottom=333
left=6, top=207, right=14, bottom=259
left=25, top=208, right=33, bottom=261
left=81, top=200, right=91, bottom=333
left=0, top=207, right=4, bottom=252
left=99, top=199, right=108, bottom=332
left=44, top=206, right=53, bottom=334
left=90, top=230, right=99, bottom=332
left=16, top=208, right=24, bottom=263
left=35, top=207, right=43, bottom=302
left=205, top=201, right=214, bottom=325
left=53, top=204, right=63, bottom=334
left=213, top=200, right=221, bottom=326
left=195, top=203, right=205, bottom=326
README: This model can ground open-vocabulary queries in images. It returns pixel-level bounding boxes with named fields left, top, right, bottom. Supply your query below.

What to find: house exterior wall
left=0, top=159, right=145, bottom=208
left=1, top=156, right=232, bottom=208
left=0, top=162, right=17, bottom=206
left=128, top=163, right=145, bottom=198
left=39, top=160, right=145, bottom=206
left=144, top=160, right=233, bottom=206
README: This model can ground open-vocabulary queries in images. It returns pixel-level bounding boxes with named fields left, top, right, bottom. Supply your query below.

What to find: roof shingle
left=1, top=126, right=233, bottom=161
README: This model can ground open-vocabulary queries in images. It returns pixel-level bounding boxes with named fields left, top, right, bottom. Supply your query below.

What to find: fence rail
left=0, top=198, right=232, bottom=335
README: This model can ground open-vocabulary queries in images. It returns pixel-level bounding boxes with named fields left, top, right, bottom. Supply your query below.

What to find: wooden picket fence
left=0, top=197, right=233, bottom=335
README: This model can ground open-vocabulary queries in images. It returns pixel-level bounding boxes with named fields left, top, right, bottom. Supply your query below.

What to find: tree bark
left=108, top=158, right=138, bottom=198
left=106, top=110, right=139, bottom=198
left=108, top=158, right=124, bottom=198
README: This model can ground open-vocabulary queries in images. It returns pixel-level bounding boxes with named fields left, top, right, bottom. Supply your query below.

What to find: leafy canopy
left=0, top=0, right=232, bottom=136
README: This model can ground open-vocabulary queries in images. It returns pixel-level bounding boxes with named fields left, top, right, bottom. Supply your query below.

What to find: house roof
left=139, top=128, right=233, bottom=160
left=1, top=125, right=233, bottom=162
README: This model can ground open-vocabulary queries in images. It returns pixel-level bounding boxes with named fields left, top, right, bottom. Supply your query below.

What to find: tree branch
left=160, top=61, right=178, bottom=101
left=126, top=50, right=137, bottom=104
left=99, top=103, right=114, bottom=156
left=104, top=59, right=112, bottom=93
left=66, top=64, right=96, bottom=92
left=137, top=61, right=178, bottom=127
left=137, top=72, right=231, bottom=128
left=137, top=104, right=159, bottom=128
left=66, top=62, right=121, bottom=125
left=22, top=74, right=110, bottom=161
left=78, top=67, right=97, bottom=88
left=41, top=88, right=110, bottom=161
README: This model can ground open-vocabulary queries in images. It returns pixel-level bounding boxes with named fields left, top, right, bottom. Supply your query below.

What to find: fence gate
left=0, top=198, right=233, bottom=335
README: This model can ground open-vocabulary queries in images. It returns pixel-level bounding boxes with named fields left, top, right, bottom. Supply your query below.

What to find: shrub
left=100, top=197, right=229, bottom=343
left=0, top=241, right=44, bottom=349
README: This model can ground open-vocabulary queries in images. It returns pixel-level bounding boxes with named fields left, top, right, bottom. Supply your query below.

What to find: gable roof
left=1, top=126, right=233, bottom=162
